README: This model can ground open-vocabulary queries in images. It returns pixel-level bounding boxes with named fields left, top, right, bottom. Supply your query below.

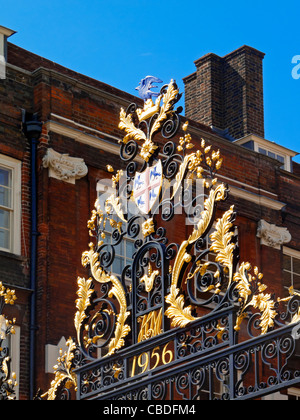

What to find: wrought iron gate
left=73, top=307, right=299, bottom=400
left=40, top=78, right=300, bottom=401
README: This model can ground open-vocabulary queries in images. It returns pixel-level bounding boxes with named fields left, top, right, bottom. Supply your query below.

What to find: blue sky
left=1, top=0, right=300, bottom=162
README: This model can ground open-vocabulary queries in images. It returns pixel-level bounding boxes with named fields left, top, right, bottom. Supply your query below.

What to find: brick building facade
left=0, top=26, right=299, bottom=399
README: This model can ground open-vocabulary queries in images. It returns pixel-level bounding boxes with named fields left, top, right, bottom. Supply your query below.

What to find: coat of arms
left=133, top=160, right=162, bottom=214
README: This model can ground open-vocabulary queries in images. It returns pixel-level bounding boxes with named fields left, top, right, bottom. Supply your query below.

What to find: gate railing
left=74, top=306, right=300, bottom=400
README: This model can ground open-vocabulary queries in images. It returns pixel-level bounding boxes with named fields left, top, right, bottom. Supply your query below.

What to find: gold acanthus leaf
left=165, top=285, right=197, bottom=328
left=107, top=283, right=131, bottom=356
left=1, top=357, right=10, bottom=381
left=149, top=80, right=179, bottom=140
left=233, top=262, right=277, bottom=335
left=74, top=277, right=94, bottom=345
left=188, top=183, right=227, bottom=246
left=210, top=205, right=235, bottom=282
left=119, top=108, right=147, bottom=144
left=170, top=153, right=197, bottom=200
left=233, top=262, right=252, bottom=303
left=249, top=293, right=277, bottom=335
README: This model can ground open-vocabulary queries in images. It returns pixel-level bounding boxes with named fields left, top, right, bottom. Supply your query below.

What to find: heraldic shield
left=133, top=160, right=162, bottom=214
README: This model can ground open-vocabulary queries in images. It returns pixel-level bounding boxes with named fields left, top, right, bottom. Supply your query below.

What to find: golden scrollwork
left=165, top=183, right=228, bottom=327
left=80, top=245, right=131, bottom=356
left=41, top=338, right=77, bottom=400
left=119, top=80, right=180, bottom=162
left=166, top=175, right=227, bottom=324
left=277, top=287, right=300, bottom=324
left=233, top=263, right=277, bottom=334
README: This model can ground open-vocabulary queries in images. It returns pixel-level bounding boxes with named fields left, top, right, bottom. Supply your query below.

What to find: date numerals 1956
left=130, top=343, right=173, bottom=377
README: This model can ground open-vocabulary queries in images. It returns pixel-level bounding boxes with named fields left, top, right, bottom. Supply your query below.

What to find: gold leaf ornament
left=165, top=285, right=197, bottom=328
left=165, top=184, right=228, bottom=328
left=74, top=277, right=94, bottom=345
left=233, top=262, right=277, bottom=334
left=81, top=247, right=130, bottom=356
left=149, top=80, right=179, bottom=139
left=249, top=293, right=277, bottom=335
left=42, top=338, right=77, bottom=400
left=119, top=80, right=180, bottom=163
left=210, top=205, right=235, bottom=284
left=119, top=108, right=147, bottom=144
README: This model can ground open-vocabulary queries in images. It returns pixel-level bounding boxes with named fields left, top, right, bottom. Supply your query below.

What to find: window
left=97, top=179, right=139, bottom=278
left=0, top=155, right=21, bottom=254
left=283, top=249, right=300, bottom=295
left=258, top=147, right=286, bottom=169
left=103, top=221, right=136, bottom=277
left=0, top=167, right=12, bottom=250
left=236, top=134, right=297, bottom=173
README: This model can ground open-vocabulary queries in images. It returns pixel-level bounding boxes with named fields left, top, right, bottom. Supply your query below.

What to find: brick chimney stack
left=183, top=45, right=265, bottom=140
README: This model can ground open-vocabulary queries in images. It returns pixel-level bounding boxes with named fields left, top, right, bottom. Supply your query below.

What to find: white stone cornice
left=42, top=148, right=88, bottom=184
left=257, top=220, right=291, bottom=249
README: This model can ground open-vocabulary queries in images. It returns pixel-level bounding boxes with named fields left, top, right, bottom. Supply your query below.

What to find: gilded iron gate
left=75, top=316, right=299, bottom=400
left=39, top=78, right=300, bottom=401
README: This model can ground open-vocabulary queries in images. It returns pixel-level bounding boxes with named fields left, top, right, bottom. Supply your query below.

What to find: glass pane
left=112, top=256, right=123, bottom=275
left=283, top=255, right=291, bottom=271
left=268, top=151, right=276, bottom=159
left=0, top=228, right=10, bottom=249
left=0, top=186, right=11, bottom=208
left=276, top=155, right=285, bottom=164
left=292, top=257, right=300, bottom=276
left=104, top=232, right=112, bottom=245
left=0, top=209, right=10, bottom=229
left=0, top=168, right=12, bottom=208
left=115, top=240, right=124, bottom=257
left=293, top=274, right=300, bottom=292
left=126, top=240, right=135, bottom=259
left=283, top=270, right=292, bottom=289
left=0, top=168, right=11, bottom=187
left=258, top=148, right=267, bottom=155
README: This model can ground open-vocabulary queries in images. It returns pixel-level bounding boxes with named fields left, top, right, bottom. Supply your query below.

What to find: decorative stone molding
left=257, top=219, right=291, bottom=249
left=42, top=148, right=88, bottom=184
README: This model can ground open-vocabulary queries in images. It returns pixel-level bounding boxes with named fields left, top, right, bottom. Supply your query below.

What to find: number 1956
left=130, top=342, right=173, bottom=377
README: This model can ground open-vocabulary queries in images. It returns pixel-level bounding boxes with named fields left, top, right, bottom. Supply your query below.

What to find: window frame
left=0, top=155, right=21, bottom=255
left=96, top=179, right=139, bottom=280
left=282, top=247, right=300, bottom=294
left=257, top=146, right=288, bottom=170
